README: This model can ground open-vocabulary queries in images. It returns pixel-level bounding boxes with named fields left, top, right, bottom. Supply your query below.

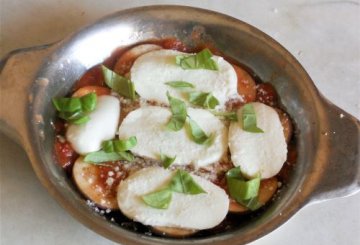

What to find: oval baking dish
left=0, top=5, right=359, bottom=245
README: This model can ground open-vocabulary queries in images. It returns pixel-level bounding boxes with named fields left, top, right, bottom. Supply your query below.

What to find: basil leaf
left=102, top=65, right=136, bottom=100
left=84, top=150, right=134, bottom=163
left=166, top=92, right=187, bottom=131
left=58, top=110, right=82, bottom=121
left=237, top=197, right=263, bottom=211
left=53, top=93, right=97, bottom=125
left=165, top=81, right=195, bottom=88
left=85, top=137, right=136, bottom=163
left=226, top=167, right=261, bottom=210
left=160, top=153, right=176, bottom=169
left=242, top=104, right=264, bottom=133
left=226, top=167, right=260, bottom=200
left=168, top=169, right=206, bottom=195
left=58, top=110, right=90, bottom=124
left=211, top=111, right=238, bottom=121
left=188, top=92, right=219, bottom=109
left=175, top=49, right=218, bottom=71
left=102, top=141, right=115, bottom=153
left=80, top=92, right=97, bottom=112
left=116, top=151, right=135, bottom=161
left=71, top=115, right=90, bottom=125
left=102, top=136, right=137, bottom=153
left=187, top=118, right=213, bottom=145
left=142, top=189, right=172, bottom=209
left=227, top=176, right=260, bottom=200
left=52, top=97, right=82, bottom=112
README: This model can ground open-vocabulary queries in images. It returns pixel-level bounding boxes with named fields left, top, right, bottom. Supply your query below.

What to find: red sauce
left=95, top=165, right=128, bottom=199
left=278, top=143, right=297, bottom=182
left=54, top=138, right=78, bottom=169
left=161, top=38, right=188, bottom=52
left=52, top=119, right=66, bottom=135
left=72, top=65, right=105, bottom=92
left=256, top=83, right=279, bottom=107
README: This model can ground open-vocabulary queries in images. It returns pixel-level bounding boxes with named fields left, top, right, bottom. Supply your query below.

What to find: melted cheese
left=117, top=167, right=229, bottom=230
left=228, top=102, right=287, bottom=179
left=66, top=95, right=120, bottom=155
left=117, top=106, right=227, bottom=168
left=130, top=49, right=239, bottom=109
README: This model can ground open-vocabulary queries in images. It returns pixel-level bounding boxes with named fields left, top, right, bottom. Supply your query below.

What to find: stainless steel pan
left=0, top=5, right=359, bottom=245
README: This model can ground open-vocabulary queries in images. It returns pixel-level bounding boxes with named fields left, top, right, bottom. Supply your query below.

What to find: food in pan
left=52, top=39, right=296, bottom=237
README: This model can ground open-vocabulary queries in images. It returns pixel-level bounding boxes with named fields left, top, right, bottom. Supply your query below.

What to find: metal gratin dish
left=0, top=5, right=359, bottom=245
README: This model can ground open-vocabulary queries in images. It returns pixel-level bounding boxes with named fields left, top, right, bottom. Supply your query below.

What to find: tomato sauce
left=256, top=83, right=279, bottom=107
left=72, top=65, right=105, bottom=92
left=95, top=165, right=128, bottom=199
left=54, top=137, right=78, bottom=170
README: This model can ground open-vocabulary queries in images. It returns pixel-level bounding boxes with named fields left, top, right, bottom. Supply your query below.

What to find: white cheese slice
left=66, top=95, right=120, bottom=155
left=118, top=106, right=227, bottom=167
left=117, top=167, right=229, bottom=230
left=228, top=102, right=287, bottom=179
left=130, top=49, right=239, bottom=109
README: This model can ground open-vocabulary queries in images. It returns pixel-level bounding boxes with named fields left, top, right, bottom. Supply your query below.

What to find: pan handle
left=308, top=97, right=360, bottom=204
left=0, top=45, right=54, bottom=146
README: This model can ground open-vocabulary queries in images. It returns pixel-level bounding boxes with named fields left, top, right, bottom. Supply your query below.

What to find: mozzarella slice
left=118, top=106, right=227, bottom=167
left=114, top=44, right=162, bottom=74
left=117, top=167, right=229, bottom=230
left=66, top=95, right=120, bottom=155
left=130, top=49, right=239, bottom=109
left=228, top=102, right=287, bottom=179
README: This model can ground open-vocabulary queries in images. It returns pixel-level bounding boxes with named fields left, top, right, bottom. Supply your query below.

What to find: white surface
left=229, top=102, right=287, bottom=179
left=117, top=167, right=229, bottom=229
left=118, top=106, right=227, bottom=167
left=66, top=95, right=120, bottom=155
left=0, top=0, right=359, bottom=245
left=130, top=49, right=239, bottom=109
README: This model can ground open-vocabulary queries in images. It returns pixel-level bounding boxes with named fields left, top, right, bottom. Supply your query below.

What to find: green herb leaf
left=242, top=104, right=264, bottom=133
left=227, top=174, right=260, bottom=200
left=102, top=141, right=114, bottom=153
left=85, top=136, right=137, bottom=163
left=175, top=49, right=218, bottom=70
left=52, top=97, right=82, bottom=112
left=160, top=153, right=176, bottom=169
left=71, top=115, right=90, bottom=125
left=187, top=117, right=213, bottom=145
left=102, top=65, right=136, bottom=100
left=58, top=110, right=83, bottom=121
left=80, top=92, right=97, bottom=112
left=211, top=111, right=238, bottom=121
left=168, top=169, right=207, bottom=195
left=53, top=93, right=97, bottom=125
left=226, top=167, right=261, bottom=211
left=165, top=81, right=195, bottom=89
left=84, top=150, right=134, bottom=163
left=166, top=92, right=187, bottom=131
left=142, top=189, right=172, bottom=209
left=237, top=197, right=263, bottom=211
left=116, top=151, right=135, bottom=161
left=188, top=92, right=219, bottom=109
left=102, top=136, right=137, bottom=153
